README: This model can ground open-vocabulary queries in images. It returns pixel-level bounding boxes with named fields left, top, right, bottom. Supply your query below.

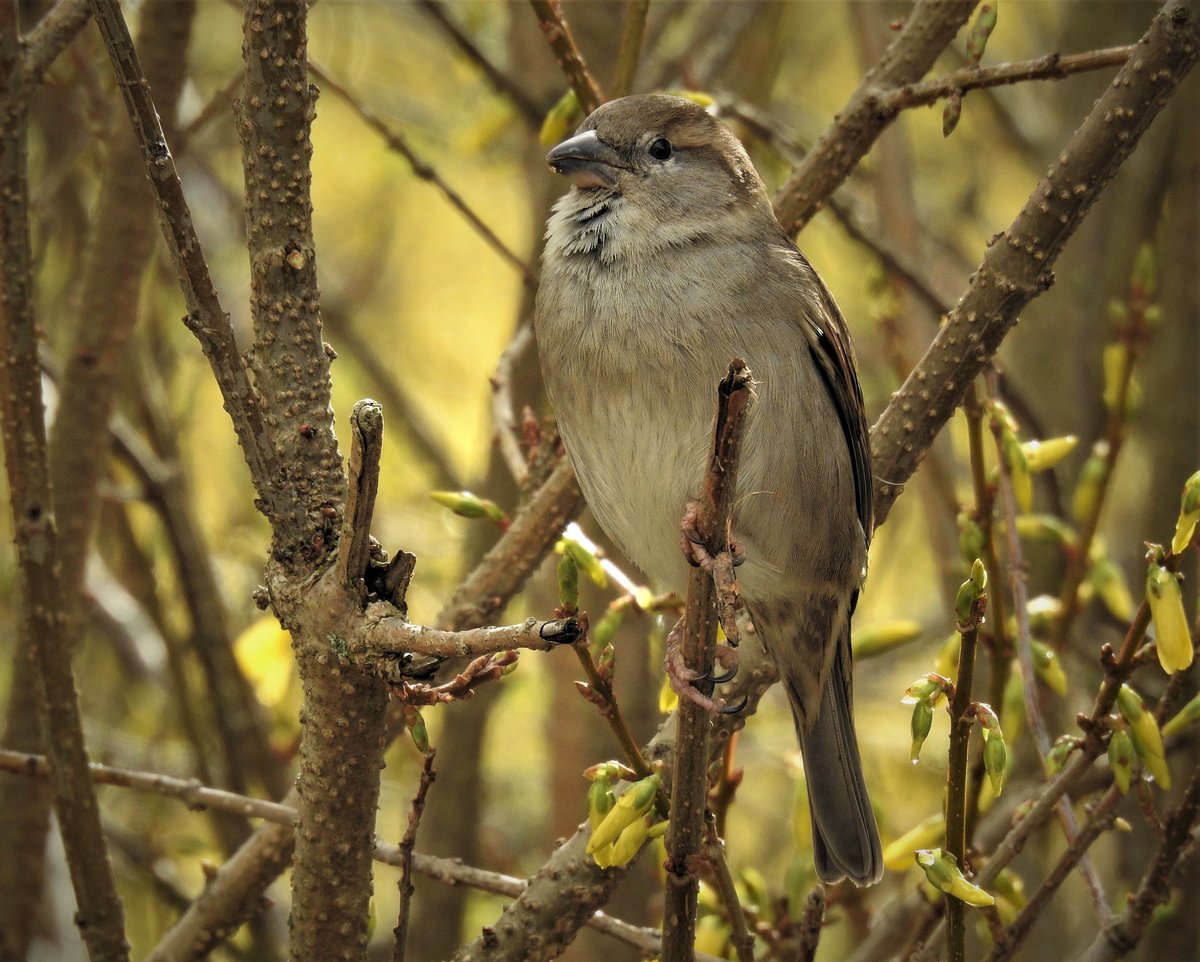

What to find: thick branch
left=772, top=0, right=980, bottom=234
left=238, top=0, right=345, bottom=567
left=870, top=0, right=1200, bottom=526
left=87, top=0, right=294, bottom=536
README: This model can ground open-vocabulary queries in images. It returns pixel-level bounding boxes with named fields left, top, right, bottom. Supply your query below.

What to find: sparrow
left=534, top=94, right=882, bottom=885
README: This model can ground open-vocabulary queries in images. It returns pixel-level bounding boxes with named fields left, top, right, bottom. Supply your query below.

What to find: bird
left=534, top=93, right=882, bottom=886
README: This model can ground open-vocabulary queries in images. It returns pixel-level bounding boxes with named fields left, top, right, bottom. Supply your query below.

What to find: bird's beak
left=546, top=129, right=625, bottom=190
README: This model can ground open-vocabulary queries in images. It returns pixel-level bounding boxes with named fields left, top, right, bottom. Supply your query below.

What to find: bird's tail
left=789, top=640, right=883, bottom=886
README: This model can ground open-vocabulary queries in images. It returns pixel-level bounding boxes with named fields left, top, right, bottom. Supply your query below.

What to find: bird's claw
left=706, top=643, right=739, bottom=684
left=665, top=619, right=740, bottom=713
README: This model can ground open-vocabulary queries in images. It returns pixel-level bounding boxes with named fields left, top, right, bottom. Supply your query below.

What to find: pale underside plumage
left=535, top=95, right=882, bottom=885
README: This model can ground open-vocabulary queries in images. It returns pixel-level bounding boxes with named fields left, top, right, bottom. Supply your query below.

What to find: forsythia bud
left=916, top=849, right=995, bottom=907
left=853, top=620, right=923, bottom=658
left=431, top=490, right=508, bottom=527
left=557, top=550, right=579, bottom=611
left=955, top=561, right=988, bottom=629
left=1162, top=693, right=1200, bottom=740
left=606, top=815, right=652, bottom=867
left=587, top=773, right=615, bottom=831
left=1146, top=564, right=1193, bottom=674
left=1001, top=429, right=1033, bottom=513
left=984, top=731, right=1007, bottom=795
left=539, top=89, right=582, bottom=148
left=1108, top=728, right=1135, bottom=794
left=1090, top=556, right=1136, bottom=622
left=1072, top=443, right=1110, bottom=524
left=586, top=774, right=661, bottom=855
left=1117, top=685, right=1171, bottom=790
left=560, top=537, right=608, bottom=587
left=1021, top=435, right=1078, bottom=472
left=404, top=707, right=429, bottom=754
left=1030, top=640, right=1068, bottom=696
left=1170, top=470, right=1200, bottom=555
left=1045, top=735, right=1079, bottom=776
left=935, top=633, right=961, bottom=679
left=882, top=814, right=946, bottom=872
left=910, top=701, right=934, bottom=764
left=964, top=2, right=998, bottom=64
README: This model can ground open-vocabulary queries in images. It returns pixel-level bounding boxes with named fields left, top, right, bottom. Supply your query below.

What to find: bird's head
left=545, top=94, right=772, bottom=227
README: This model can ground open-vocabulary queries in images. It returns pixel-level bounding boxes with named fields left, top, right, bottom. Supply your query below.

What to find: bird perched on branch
left=535, top=94, right=882, bottom=886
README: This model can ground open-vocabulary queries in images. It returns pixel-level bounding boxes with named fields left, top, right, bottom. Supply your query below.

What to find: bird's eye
left=647, top=137, right=673, bottom=161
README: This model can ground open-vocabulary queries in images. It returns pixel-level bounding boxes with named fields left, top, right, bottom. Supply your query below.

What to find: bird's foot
left=665, top=618, right=744, bottom=714
left=679, top=502, right=745, bottom=569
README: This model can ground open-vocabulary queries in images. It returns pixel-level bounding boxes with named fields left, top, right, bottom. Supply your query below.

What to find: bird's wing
left=781, top=245, right=874, bottom=546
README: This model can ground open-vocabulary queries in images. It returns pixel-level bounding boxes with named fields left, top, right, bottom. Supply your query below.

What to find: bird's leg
left=664, top=614, right=727, bottom=712
left=671, top=502, right=746, bottom=707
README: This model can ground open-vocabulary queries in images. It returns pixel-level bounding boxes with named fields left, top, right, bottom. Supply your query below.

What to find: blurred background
left=1, top=1, right=1196, bottom=960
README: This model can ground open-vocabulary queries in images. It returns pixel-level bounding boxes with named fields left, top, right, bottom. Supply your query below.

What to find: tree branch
left=663, top=360, right=754, bottom=962
left=528, top=0, right=604, bottom=114
left=338, top=399, right=385, bottom=588
left=880, top=44, right=1135, bottom=113
left=869, top=0, right=1200, bottom=526
left=0, top=7, right=129, bottom=955
left=772, top=0, right=980, bottom=234
left=86, top=0, right=297, bottom=539
left=238, top=0, right=345, bottom=567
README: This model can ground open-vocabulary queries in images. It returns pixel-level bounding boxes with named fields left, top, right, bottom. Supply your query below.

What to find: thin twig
left=0, top=13, right=129, bottom=951
left=491, top=321, right=535, bottom=487
left=1075, top=763, right=1200, bottom=962
left=528, top=0, right=604, bottom=114
left=773, top=0, right=980, bottom=234
left=945, top=613, right=982, bottom=962
left=309, top=60, right=538, bottom=293
left=983, top=785, right=1123, bottom=962
left=703, top=814, right=755, bottom=962
left=662, top=359, right=754, bottom=962
left=795, top=887, right=825, bottom=962
left=989, top=389, right=1111, bottom=922
left=338, top=399, right=385, bottom=588
left=174, top=71, right=241, bottom=154
left=19, top=0, right=91, bottom=94
left=415, top=0, right=543, bottom=126
left=881, top=45, right=1135, bottom=113
left=362, top=608, right=581, bottom=661
left=611, top=0, right=650, bottom=98
left=393, top=750, right=437, bottom=962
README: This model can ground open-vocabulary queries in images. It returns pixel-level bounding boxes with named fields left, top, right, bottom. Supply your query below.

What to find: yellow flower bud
left=1146, top=564, right=1194, bottom=674
left=853, top=620, right=923, bottom=659
left=1072, top=443, right=1109, bottom=524
left=1021, top=435, right=1078, bottom=472
left=1117, top=685, right=1171, bottom=790
left=607, top=815, right=651, bottom=867
left=1162, top=693, right=1200, bottom=740
left=1090, top=556, right=1135, bottom=622
left=916, top=849, right=995, bottom=907
left=586, top=774, right=660, bottom=854
left=911, top=701, right=934, bottom=764
left=1030, top=640, right=1068, bottom=696
left=882, top=814, right=945, bottom=872
left=1108, top=729, right=1134, bottom=794
left=1170, top=470, right=1200, bottom=555
left=1001, top=430, right=1033, bottom=513
left=539, top=89, right=582, bottom=148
